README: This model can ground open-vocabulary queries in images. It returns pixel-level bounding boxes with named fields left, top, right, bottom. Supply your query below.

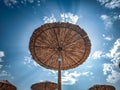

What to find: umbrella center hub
left=58, top=47, right=62, bottom=51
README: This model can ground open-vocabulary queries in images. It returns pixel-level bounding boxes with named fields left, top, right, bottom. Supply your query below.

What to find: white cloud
left=0, top=58, right=3, bottom=62
left=106, top=38, right=120, bottom=66
left=62, top=71, right=93, bottom=85
left=103, top=64, right=120, bottom=83
left=62, top=71, right=80, bottom=85
left=105, top=0, right=120, bottom=9
left=102, top=34, right=113, bottom=41
left=106, top=70, right=120, bottom=83
left=97, top=0, right=120, bottom=9
left=37, top=0, right=40, bottom=6
left=100, top=14, right=120, bottom=29
left=46, top=69, right=57, bottom=77
left=0, top=51, right=4, bottom=57
left=28, top=0, right=34, bottom=3
left=0, top=70, right=14, bottom=79
left=103, top=38, right=120, bottom=83
left=0, top=65, right=3, bottom=69
left=81, top=71, right=93, bottom=76
left=60, top=13, right=79, bottom=24
left=92, top=38, right=120, bottom=83
left=0, top=51, right=4, bottom=62
left=103, top=63, right=114, bottom=75
left=3, top=0, right=18, bottom=7
left=43, top=14, right=57, bottom=23
left=24, top=56, right=40, bottom=68
left=43, top=13, right=79, bottom=24
left=92, top=51, right=103, bottom=59
left=97, top=0, right=109, bottom=5
left=48, top=70, right=57, bottom=74
left=2, top=0, right=41, bottom=8
left=110, top=38, right=120, bottom=57
left=0, top=51, right=14, bottom=79
left=100, top=14, right=113, bottom=28
left=86, top=65, right=93, bottom=68
left=104, top=36, right=112, bottom=41
left=0, top=70, right=10, bottom=77
left=113, top=15, right=120, bottom=20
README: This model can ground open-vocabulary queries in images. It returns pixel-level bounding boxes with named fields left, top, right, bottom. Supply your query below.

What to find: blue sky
left=0, top=0, right=120, bottom=90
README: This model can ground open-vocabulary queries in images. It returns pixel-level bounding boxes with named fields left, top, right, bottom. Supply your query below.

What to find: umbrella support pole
left=58, top=61, right=61, bottom=90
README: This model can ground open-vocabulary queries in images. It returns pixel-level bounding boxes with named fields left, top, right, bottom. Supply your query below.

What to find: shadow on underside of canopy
left=31, top=81, right=57, bottom=90
left=0, top=80, right=17, bottom=90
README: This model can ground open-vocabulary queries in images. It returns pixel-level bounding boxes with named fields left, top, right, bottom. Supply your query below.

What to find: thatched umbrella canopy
left=29, top=22, right=91, bottom=70
left=31, top=81, right=57, bottom=90
left=0, top=80, right=17, bottom=90
left=88, top=85, right=116, bottom=90
left=29, top=22, right=91, bottom=90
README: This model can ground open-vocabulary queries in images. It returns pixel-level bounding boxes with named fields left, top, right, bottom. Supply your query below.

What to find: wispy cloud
left=106, top=38, right=120, bottom=66
left=103, top=63, right=120, bottom=83
left=0, top=51, right=4, bottom=62
left=0, top=70, right=9, bottom=77
left=43, top=13, right=79, bottom=24
left=0, top=51, right=4, bottom=57
left=0, top=65, right=3, bottom=69
left=97, top=0, right=120, bottom=9
left=103, top=63, right=114, bottom=75
left=62, top=71, right=80, bottom=85
left=2, top=0, right=41, bottom=8
left=60, top=13, right=79, bottom=24
left=0, top=51, right=14, bottom=79
left=100, top=14, right=120, bottom=30
left=103, top=38, right=120, bottom=83
left=106, top=70, right=120, bottom=83
left=46, top=69, right=93, bottom=85
left=0, top=70, right=14, bottom=80
left=43, top=14, right=57, bottom=23
left=102, top=34, right=113, bottom=41
left=24, top=56, right=40, bottom=68
left=100, top=14, right=113, bottom=29
left=3, top=0, right=18, bottom=8
left=0, top=51, right=4, bottom=69
left=113, top=14, right=120, bottom=20
left=92, top=51, right=103, bottom=59
left=97, top=0, right=109, bottom=5
left=28, top=0, right=34, bottom=3
left=62, top=71, right=93, bottom=85
left=91, top=38, right=120, bottom=83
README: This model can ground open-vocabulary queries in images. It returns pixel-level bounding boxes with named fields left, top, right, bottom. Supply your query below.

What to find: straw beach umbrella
left=31, top=81, right=57, bottom=90
left=88, top=85, right=116, bottom=90
left=0, top=80, right=16, bottom=90
left=29, top=22, right=91, bottom=90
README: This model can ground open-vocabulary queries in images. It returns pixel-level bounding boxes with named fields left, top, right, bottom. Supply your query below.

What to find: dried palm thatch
left=31, top=81, right=57, bottom=90
left=0, top=80, right=16, bottom=90
left=29, top=22, right=91, bottom=70
left=88, top=85, right=116, bottom=90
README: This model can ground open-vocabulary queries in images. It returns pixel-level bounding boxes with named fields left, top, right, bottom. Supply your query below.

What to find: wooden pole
left=58, top=58, right=62, bottom=90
